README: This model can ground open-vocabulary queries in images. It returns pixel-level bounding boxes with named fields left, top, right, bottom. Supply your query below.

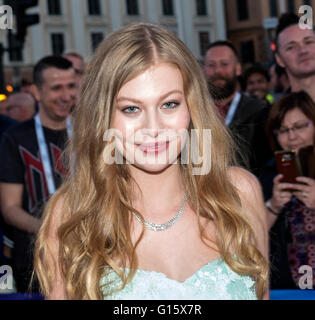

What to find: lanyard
left=34, top=114, right=71, bottom=196
left=225, top=92, right=241, bottom=126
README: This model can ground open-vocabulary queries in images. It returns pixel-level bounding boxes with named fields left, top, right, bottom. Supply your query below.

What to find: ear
left=236, top=62, right=242, bottom=77
left=275, top=52, right=285, bottom=69
left=32, top=85, right=41, bottom=102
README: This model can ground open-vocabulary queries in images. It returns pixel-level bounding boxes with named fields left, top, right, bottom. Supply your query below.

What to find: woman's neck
left=129, top=164, right=186, bottom=221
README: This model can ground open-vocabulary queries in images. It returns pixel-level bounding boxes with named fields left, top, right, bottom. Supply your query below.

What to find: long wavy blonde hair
left=34, top=23, right=268, bottom=299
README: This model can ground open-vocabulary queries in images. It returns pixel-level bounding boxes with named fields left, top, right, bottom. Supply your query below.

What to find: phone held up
left=274, top=150, right=303, bottom=185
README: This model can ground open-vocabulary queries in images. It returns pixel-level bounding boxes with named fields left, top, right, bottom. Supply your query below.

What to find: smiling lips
left=138, top=141, right=170, bottom=155
left=299, top=56, right=313, bottom=64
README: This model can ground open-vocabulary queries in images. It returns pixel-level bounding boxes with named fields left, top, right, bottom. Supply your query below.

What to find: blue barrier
left=0, top=293, right=44, bottom=300
left=1, top=290, right=314, bottom=300
left=270, top=290, right=315, bottom=300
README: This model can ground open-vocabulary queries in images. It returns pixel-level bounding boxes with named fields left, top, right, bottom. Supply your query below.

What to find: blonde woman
left=34, top=23, right=269, bottom=300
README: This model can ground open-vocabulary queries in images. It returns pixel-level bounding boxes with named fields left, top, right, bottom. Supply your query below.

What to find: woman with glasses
left=260, top=90, right=315, bottom=289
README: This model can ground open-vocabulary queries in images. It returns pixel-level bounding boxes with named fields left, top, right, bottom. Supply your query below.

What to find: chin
left=127, top=150, right=180, bottom=173
left=55, top=113, right=71, bottom=121
left=296, top=67, right=315, bottom=78
left=129, top=162, right=176, bottom=175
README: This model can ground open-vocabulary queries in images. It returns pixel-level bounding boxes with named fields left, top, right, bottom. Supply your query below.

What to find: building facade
left=225, top=0, right=315, bottom=66
left=0, top=0, right=227, bottom=86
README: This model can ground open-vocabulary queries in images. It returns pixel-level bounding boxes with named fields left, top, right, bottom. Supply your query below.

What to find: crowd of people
left=0, top=53, right=84, bottom=293
left=0, top=13, right=314, bottom=299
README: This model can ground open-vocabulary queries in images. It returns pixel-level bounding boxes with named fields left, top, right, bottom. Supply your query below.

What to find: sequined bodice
left=101, top=258, right=257, bottom=300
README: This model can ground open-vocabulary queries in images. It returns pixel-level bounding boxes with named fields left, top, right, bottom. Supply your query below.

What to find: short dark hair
left=33, top=56, right=74, bottom=87
left=206, top=40, right=239, bottom=59
left=275, top=13, right=300, bottom=51
left=243, top=64, right=270, bottom=86
left=266, top=91, right=315, bottom=150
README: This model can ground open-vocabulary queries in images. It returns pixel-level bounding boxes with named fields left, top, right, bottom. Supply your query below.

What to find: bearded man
left=204, top=41, right=271, bottom=175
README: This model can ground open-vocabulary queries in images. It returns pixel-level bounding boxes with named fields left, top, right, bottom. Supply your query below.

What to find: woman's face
left=111, top=62, right=191, bottom=173
left=276, top=107, right=314, bottom=152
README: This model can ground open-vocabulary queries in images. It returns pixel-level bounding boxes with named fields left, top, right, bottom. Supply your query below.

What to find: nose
left=142, top=109, right=164, bottom=138
left=206, top=65, right=222, bottom=77
left=213, top=65, right=224, bottom=75
left=61, top=88, right=75, bottom=102
left=298, top=43, right=309, bottom=55
left=287, top=128, right=297, bottom=140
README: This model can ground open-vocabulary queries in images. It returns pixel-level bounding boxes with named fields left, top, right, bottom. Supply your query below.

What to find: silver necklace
left=132, top=193, right=188, bottom=232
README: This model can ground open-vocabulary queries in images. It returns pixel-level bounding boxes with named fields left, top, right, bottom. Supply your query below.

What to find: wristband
left=265, top=200, right=280, bottom=216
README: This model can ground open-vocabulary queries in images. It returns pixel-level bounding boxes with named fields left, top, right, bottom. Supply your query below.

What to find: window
left=126, top=0, right=139, bottom=15
left=237, top=0, right=249, bottom=21
left=91, top=32, right=104, bottom=52
left=287, top=0, right=295, bottom=13
left=47, top=0, right=62, bottom=15
left=199, top=31, right=210, bottom=56
left=51, top=33, right=64, bottom=55
left=240, top=40, right=255, bottom=64
left=269, top=0, right=278, bottom=17
left=162, top=0, right=174, bottom=16
left=196, top=0, right=208, bottom=16
left=88, top=0, right=101, bottom=15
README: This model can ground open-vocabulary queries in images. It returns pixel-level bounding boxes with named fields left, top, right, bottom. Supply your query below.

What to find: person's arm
left=0, top=131, right=41, bottom=233
left=265, top=174, right=296, bottom=229
left=229, top=167, right=269, bottom=300
left=0, top=182, right=41, bottom=234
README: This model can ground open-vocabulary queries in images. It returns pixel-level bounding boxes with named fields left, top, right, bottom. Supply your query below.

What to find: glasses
left=274, top=121, right=311, bottom=137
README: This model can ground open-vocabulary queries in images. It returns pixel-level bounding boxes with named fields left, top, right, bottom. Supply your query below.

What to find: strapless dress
left=101, top=258, right=257, bottom=300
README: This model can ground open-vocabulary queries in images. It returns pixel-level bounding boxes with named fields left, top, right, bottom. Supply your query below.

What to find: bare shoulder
left=228, top=167, right=268, bottom=254
left=228, top=166, right=262, bottom=196
left=228, top=166, right=265, bottom=215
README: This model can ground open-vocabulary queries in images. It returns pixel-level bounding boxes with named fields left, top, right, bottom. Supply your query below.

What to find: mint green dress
left=101, top=258, right=257, bottom=300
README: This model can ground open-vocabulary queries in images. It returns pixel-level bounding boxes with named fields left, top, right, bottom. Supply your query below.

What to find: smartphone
left=274, top=150, right=303, bottom=184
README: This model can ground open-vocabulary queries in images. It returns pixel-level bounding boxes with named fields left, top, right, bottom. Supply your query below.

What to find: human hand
left=292, top=176, right=315, bottom=210
left=270, top=174, right=295, bottom=212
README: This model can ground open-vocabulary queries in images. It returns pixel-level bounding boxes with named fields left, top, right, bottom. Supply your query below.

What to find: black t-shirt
left=0, top=114, right=18, bottom=137
left=0, top=115, right=18, bottom=263
left=0, top=118, right=68, bottom=269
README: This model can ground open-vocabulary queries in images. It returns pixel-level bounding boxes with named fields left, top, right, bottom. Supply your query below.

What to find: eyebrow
left=50, top=81, right=76, bottom=88
left=284, top=41, right=296, bottom=46
left=116, top=89, right=184, bottom=104
left=280, top=120, right=309, bottom=127
left=207, top=59, right=230, bottom=64
left=284, top=36, right=315, bottom=46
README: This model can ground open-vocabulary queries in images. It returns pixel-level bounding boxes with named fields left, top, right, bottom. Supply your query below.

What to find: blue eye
left=122, top=106, right=139, bottom=113
left=163, top=101, right=179, bottom=109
